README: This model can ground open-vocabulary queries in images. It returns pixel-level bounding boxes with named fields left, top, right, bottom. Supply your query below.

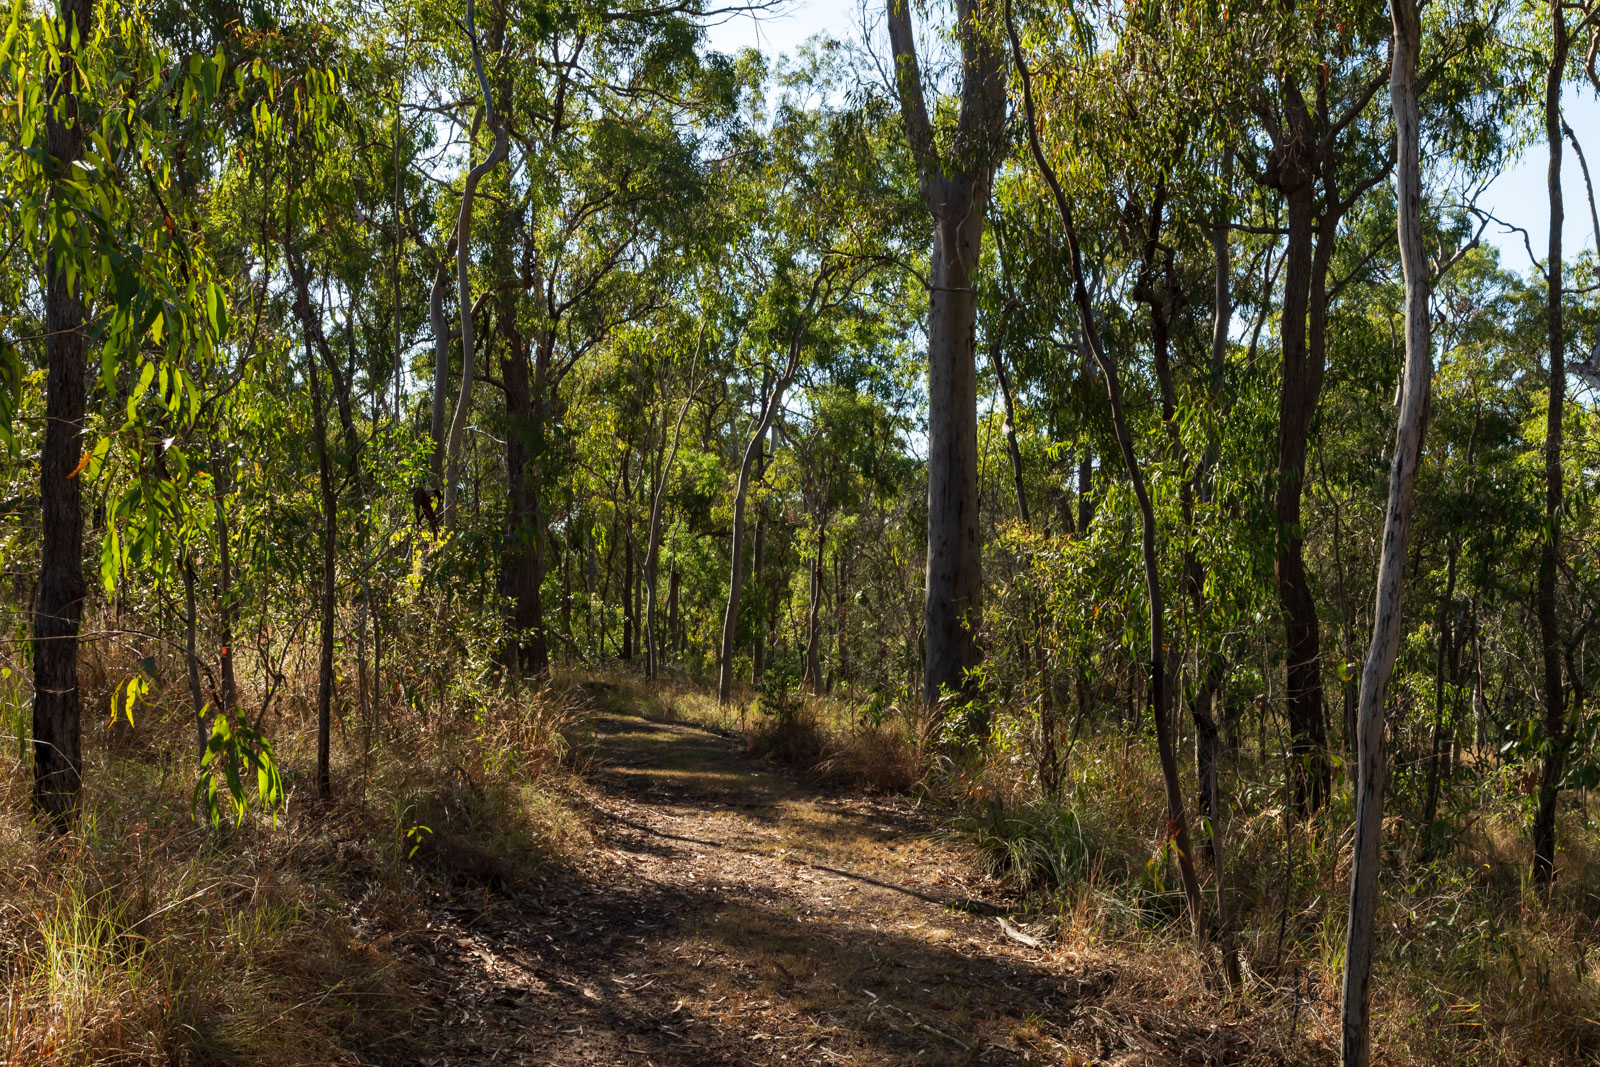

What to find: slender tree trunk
left=389, top=96, right=406, bottom=423
left=1532, top=0, right=1570, bottom=887
left=183, top=555, right=206, bottom=757
left=1008, top=5, right=1206, bottom=946
left=1278, top=175, right=1330, bottom=814
left=752, top=371, right=771, bottom=683
left=834, top=549, right=848, bottom=691
left=645, top=363, right=698, bottom=681
left=306, top=321, right=337, bottom=802
left=1422, top=545, right=1459, bottom=834
left=667, top=561, right=680, bottom=657
left=501, top=326, right=545, bottom=672
left=1143, top=217, right=1238, bottom=985
left=988, top=325, right=1029, bottom=525
left=719, top=368, right=794, bottom=703
left=561, top=521, right=574, bottom=663
left=717, top=285, right=826, bottom=704
left=441, top=5, right=508, bottom=529
left=1341, top=6, right=1428, bottom=1058
left=32, top=0, right=90, bottom=827
left=213, top=446, right=237, bottom=718
left=622, top=454, right=635, bottom=664
left=428, top=255, right=453, bottom=490
left=1260, top=79, right=1336, bottom=814
left=804, top=522, right=827, bottom=693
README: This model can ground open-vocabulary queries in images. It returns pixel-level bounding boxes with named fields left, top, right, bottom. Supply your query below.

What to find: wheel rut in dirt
left=395, top=702, right=1247, bottom=1066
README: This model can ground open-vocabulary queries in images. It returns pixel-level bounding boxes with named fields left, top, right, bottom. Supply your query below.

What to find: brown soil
left=391, top=703, right=1255, bottom=1065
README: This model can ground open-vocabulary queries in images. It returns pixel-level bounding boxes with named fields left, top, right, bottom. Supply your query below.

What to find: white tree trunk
left=1340, top=3, right=1428, bottom=1061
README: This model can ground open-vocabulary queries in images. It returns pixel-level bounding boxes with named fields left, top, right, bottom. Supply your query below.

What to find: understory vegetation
left=0, top=645, right=583, bottom=1063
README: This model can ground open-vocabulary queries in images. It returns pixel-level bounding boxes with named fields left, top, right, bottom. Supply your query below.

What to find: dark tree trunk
left=621, top=452, right=634, bottom=663
left=1138, top=201, right=1238, bottom=985
left=804, top=522, right=826, bottom=693
left=428, top=256, right=454, bottom=489
left=987, top=325, right=1029, bottom=525
left=500, top=325, right=547, bottom=673
left=833, top=549, right=848, bottom=691
left=1422, top=544, right=1459, bottom=836
left=1007, top=8, right=1207, bottom=946
left=32, top=0, right=91, bottom=827
left=183, top=555, right=206, bottom=757
left=921, top=212, right=985, bottom=710
left=1076, top=452, right=1094, bottom=535
left=667, top=560, right=680, bottom=657
left=306, top=324, right=337, bottom=802
left=561, top=521, right=573, bottom=663
left=288, top=245, right=339, bottom=801
left=1275, top=172, right=1331, bottom=814
left=1533, top=0, right=1570, bottom=886
left=213, top=446, right=237, bottom=718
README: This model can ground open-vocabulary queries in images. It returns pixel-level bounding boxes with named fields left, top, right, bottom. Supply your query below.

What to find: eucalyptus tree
left=1, top=0, right=250, bottom=821
left=1228, top=0, right=1398, bottom=812
left=1530, top=0, right=1600, bottom=885
left=1004, top=0, right=1214, bottom=951
left=1340, top=0, right=1428, bottom=1056
left=710, top=72, right=908, bottom=704
left=30, top=0, right=92, bottom=825
left=425, top=0, right=737, bottom=673
left=885, top=0, right=1007, bottom=711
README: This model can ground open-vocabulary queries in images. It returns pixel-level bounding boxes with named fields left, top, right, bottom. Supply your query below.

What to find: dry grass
left=622, top=674, right=926, bottom=794
left=0, top=649, right=588, bottom=1066
left=612, top=670, right=1600, bottom=1063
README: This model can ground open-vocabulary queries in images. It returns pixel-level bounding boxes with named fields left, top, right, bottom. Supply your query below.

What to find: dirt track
left=394, top=704, right=1250, bottom=1065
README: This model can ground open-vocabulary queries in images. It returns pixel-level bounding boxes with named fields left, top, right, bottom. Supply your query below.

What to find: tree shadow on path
left=389, top=704, right=1259, bottom=1066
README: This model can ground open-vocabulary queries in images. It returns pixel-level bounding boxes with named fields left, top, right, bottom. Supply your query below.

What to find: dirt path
left=395, top=703, right=1247, bottom=1065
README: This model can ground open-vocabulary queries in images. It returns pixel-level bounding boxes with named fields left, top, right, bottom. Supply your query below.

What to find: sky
left=703, top=1, right=1600, bottom=273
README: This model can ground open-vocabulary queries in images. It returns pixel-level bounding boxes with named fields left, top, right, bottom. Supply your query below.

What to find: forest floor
left=389, top=694, right=1263, bottom=1066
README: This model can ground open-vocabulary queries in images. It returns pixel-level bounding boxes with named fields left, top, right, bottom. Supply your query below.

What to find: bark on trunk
left=1007, top=5, right=1207, bottom=947
left=305, top=315, right=337, bottom=802
left=1139, top=198, right=1238, bottom=985
left=667, top=561, right=680, bottom=656
left=32, top=0, right=91, bottom=827
left=1277, top=172, right=1330, bottom=814
left=718, top=363, right=796, bottom=703
left=428, top=253, right=454, bottom=490
left=213, top=446, right=237, bottom=718
left=804, top=523, right=826, bottom=694
left=1421, top=545, right=1459, bottom=835
left=183, top=555, right=206, bottom=758
left=645, top=361, right=699, bottom=681
left=500, top=324, right=547, bottom=673
left=621, top=453, right=635, bottom=663
left=441, top=0, right=508, bottom=529
left=922, top=215, right=985, bottom=708
left=717, top=279, right=829, bottom=704
left=1341, top=8, right=1428, bottom=1058
left=885, top=0, right=1004, bottom=714
left=1532, top=0, right=1570, bottom=887
left=987, top=324, right=1029, bottom=525
left=1259, top=68, right=1353, bottom=814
